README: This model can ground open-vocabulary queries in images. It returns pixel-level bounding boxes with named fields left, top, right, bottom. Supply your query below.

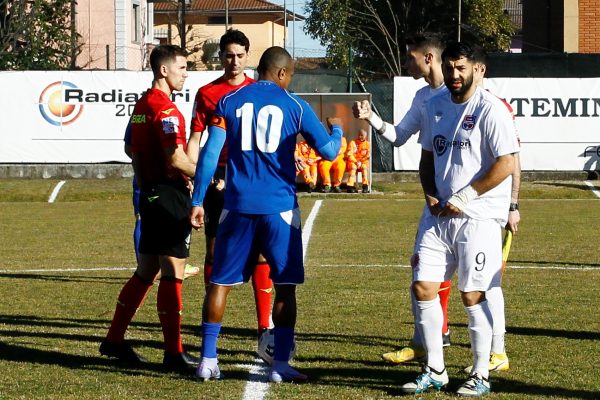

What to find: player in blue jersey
left=190, top=46, right=342, bottom=383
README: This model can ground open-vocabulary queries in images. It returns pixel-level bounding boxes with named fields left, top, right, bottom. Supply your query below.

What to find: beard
left=446, top=73, right=474, bottom=96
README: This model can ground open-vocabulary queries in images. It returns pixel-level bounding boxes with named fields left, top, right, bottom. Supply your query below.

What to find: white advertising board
left=0, top=71, right=230, bottom=163
left=393, top=77, right=600, bottom=171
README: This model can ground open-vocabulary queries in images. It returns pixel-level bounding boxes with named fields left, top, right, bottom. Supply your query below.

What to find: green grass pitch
left=0, top=178, right=598, bottom=399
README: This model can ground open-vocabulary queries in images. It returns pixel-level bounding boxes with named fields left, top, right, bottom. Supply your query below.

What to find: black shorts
left=203, top=182, right=225, bottom=238
left=139, top=182, right=191, bottom=258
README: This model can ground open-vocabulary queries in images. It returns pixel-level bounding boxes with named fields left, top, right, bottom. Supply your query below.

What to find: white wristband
left=368, top=112, right=385, bottom=133
left=447, top=185, right=478, bottom=211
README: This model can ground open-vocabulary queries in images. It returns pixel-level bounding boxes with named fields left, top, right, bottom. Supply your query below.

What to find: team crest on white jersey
left=433, top=135, right=448, bottom=156
left=462, top=115, right=477, bottom=130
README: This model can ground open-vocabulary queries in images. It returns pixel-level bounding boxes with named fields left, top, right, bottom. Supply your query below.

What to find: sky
left=270, top=0, right=327, bottom=58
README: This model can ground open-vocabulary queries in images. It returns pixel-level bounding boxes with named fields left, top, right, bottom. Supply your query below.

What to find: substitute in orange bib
left=318, top=135, right=347, bottom=193
left=346, top=129, right=370, bottom=193
left=296, top=140, right=321, bottom=192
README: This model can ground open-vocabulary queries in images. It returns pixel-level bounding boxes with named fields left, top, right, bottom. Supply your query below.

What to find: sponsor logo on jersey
left=161, top=108, right=175, bottom=115
left=130, top=114, right=146, bottom=124
left=462, top=115, right=477, bottom=130
left=433, top=135, right=471, bottom=156
left=38, top=81, right=84, bottom=126
left=161, top=116, right=179, bottom=134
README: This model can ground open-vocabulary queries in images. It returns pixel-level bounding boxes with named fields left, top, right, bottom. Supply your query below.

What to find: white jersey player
left=353, top=34, right=455, bottom=364
left=354, top=35, right=447, bottom=147
left=400, top=42, right=519, bottom=397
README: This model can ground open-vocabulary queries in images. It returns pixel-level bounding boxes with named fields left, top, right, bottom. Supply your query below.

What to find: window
left=132, top=2, right=141, bottom=43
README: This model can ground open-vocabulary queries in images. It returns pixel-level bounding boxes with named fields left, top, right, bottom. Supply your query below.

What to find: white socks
left=411, top=287, right=424, bottom=347
left=416, top=297, right=444, bottom=372
left=465, top=301, right=493, bottom=379
left=486, top=286, right=506, bottom=353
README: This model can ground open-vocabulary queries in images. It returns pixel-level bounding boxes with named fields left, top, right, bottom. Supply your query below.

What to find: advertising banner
left=0, top=71, right=224, bottom=163
left=393, top=77, right=600, bottom=171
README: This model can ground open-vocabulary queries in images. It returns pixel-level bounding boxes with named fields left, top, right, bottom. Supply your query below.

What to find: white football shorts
left=414, top=214, right=503, bottom=292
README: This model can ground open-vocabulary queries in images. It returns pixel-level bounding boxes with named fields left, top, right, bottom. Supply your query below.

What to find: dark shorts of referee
left=203, top=182, right=225, bottom=238
left=139, top=181, right=191, bottom=259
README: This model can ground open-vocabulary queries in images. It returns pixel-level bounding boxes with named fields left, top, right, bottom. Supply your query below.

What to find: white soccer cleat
left=456, top=373, right=491, bottom=397
left=401, top=366, right=448, bottom=394
left=196, top=358, right=222, bottom=381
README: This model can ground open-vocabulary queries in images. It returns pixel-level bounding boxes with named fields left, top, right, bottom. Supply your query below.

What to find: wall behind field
left=392, top=77, right=600, bottom=172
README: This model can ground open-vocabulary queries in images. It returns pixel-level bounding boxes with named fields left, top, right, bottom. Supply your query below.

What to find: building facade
left=522, top=0, right=600, bottom=53
left=76, top=0, right=155, bottom=70
left=153, top=0, right=302, bottom=70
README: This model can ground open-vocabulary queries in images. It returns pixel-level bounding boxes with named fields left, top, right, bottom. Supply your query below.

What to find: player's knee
left=412, top=281, right=439, bottom=301
left=460, top=290, right=486, bottom=307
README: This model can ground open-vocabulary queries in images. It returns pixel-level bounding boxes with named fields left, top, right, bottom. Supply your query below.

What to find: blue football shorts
left=211, top=208, right=304, bottom=285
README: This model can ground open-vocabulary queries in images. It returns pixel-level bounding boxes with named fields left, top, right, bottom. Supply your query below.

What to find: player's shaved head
left=257, top=46, right=293, bottom=75
left=257, top=46, right=295, bottom=89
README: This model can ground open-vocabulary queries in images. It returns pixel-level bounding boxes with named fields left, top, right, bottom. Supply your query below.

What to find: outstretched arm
left=353, top=100, right=420, bottom=147
left=300, top=110, right=343, bottom=161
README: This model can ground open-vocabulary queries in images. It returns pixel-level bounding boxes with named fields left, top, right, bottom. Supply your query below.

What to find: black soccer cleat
left=100, top=340, right=147, bottom=364
left=163, top=350, right=200, bottom=370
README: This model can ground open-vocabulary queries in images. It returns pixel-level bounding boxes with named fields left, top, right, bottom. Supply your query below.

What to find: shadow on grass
left=1, top=314, right=598, bottom=398
left=0, top=272, right=132, bottom=284
left=491, top=376, right=600, bottom=399
left=0, top=313, right=212, bottom=340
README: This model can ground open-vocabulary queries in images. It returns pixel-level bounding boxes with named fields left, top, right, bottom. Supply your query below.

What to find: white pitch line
left=236, top=200, right=324, bottom=400
left=0, top=264, right=597, bottom=275
left=316, top=263, right=599, bottom=271
left=584, top=181, right=600, bottom=199
left=302, top=199, right=323, bottom=262
left=237, top=361, right=270, bottom=400
left=48, top=180, right=66, bottom=203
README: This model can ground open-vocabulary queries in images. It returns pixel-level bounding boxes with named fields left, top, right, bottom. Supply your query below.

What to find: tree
left=304, top=0, right=514, bottom=79
left=0, top=0, right=81, bottom=70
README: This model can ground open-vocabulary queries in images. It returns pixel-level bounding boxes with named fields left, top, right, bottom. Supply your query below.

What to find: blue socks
left=201, top=322, right=222, bottom=358
left=273, top=327, right=294, bottom=362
